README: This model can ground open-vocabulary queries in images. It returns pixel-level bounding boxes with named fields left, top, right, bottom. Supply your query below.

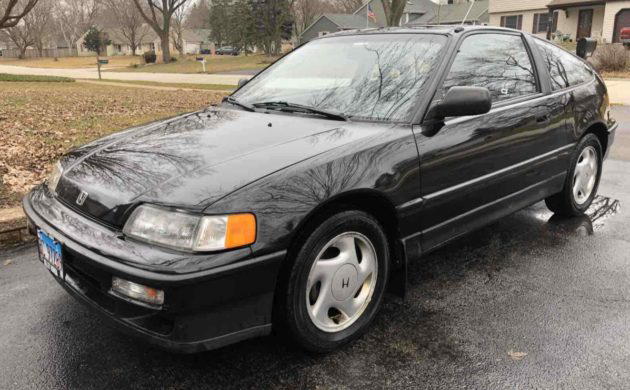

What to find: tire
left=279, top=210, right=390, bottom=353
left=545, top=134, right=602, bottom=216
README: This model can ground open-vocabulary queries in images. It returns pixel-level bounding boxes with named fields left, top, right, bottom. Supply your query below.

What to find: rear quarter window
left=534, top=39, right=594, bottom=90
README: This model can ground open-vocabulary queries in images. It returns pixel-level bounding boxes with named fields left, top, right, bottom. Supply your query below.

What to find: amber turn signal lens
left=225, top=214, right=257, bottom=249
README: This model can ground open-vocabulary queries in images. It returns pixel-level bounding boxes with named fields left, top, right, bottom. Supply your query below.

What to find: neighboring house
left=76, top=27, right=212, bottom=57
left=409, top=0, right=490, bottom=25
left=300, top=0, right=488, bottom=43
left=300, top=14, right=379, bottom=43
left=180, top=29, right=213, bottom=54
left=76, top=27, right=163, bottom=57
left=354, top=0, right=439, bottom=26
left=489, top=0, right=630, bottom=43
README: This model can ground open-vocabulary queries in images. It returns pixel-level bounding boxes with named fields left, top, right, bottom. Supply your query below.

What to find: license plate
left=37, top=229, right=63, bottom=278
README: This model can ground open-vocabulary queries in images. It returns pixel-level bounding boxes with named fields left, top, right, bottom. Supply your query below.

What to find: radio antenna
left=461, top=0, right=476, bottom=26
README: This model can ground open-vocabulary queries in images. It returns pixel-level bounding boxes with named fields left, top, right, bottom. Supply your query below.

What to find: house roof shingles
left=412, top=0, right=489, bottom=25
left=547, top=0, right=606, bottom=9
left=325, top=13, right=379, bottom=29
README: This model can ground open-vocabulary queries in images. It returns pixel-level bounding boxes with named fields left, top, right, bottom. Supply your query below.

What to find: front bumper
left=605, top=121, right=618, bottom=160
left=23, top=186, right=286, bottom=353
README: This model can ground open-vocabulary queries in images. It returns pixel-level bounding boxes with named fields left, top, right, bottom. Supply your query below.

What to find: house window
left=115, top=44, right=122, bottom=52
left=533, top=13, right=550, bottom=33
left=500, top=15, right=523, bottom=30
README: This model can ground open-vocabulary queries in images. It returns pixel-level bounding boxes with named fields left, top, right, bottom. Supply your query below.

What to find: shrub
left=169, top=56, right=178, bottom=62
left=592, top=44, right=628, bottom=72
left=143, top=50, right=157, bottom=64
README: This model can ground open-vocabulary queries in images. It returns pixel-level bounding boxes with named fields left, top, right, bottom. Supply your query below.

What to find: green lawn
left=107, top=54, right=277, bottom=74
left=0, top=73, right=74, bottom=82
left=87, top=79, right=235, bottom=91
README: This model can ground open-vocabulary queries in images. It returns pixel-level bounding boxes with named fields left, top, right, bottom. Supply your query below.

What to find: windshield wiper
left=223, top=96, right=255, bottom=112
left=253, top=101, right=348, bottom=121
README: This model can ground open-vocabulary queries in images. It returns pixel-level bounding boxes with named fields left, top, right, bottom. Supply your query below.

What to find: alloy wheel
left=573, top=146, right=598, bottom=205
left=305, top=232, right=378, bottom=333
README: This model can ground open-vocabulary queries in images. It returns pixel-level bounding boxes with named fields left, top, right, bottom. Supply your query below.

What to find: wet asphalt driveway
left=2, top=108, right=630, bottom=389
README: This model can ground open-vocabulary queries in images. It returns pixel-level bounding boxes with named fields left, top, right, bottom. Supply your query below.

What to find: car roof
left=316, top=25, right=527, bottom=40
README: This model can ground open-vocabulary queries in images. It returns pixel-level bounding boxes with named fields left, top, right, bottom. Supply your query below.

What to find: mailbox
left=577, top=38, right=597, bottom=59
left=196, top=57, right=205, bottom=62
left=98, top=59, right=109, bottom=65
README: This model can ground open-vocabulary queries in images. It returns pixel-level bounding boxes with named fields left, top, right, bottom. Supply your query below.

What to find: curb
left=0, top=207, right=33, bottom=249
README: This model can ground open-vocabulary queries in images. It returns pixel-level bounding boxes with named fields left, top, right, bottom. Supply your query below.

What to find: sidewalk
left=605, top=79, right=630, bottom=105
left=0, top=64, right=250, bottom=85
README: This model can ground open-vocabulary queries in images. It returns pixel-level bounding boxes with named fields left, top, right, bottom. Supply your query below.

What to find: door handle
left=536, top=114, right=551, bottom=124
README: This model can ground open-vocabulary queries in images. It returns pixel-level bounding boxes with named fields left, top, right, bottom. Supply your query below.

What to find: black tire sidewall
left=285, top=210, right=390, bottom=352
left=567, top=134, right=603, bottom=213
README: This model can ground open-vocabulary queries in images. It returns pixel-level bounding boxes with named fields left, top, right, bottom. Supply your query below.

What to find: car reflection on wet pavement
left=1, top=159, right=630, bottom=389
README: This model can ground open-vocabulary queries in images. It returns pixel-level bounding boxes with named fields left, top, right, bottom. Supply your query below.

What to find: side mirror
left=422, top=86, right=491, bottom=137
left=427, top=86, right=492, bottom=120
left=237, top=78, right=249, bottom=88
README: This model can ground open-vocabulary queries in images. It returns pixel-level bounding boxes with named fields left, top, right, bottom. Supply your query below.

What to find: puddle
left=540, top=195, right=621, bottom=236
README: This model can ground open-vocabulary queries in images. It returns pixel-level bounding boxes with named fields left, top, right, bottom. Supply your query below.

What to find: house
left=76, top=27, right=212, bottom=57
left=299, top=14, right=379, bottom=43
left=300, top=0, right=489, bottom=43
left=489, top=0, right=630, bottom=43
left=180, top=29, right=213, bottom=54
left=353, top=0, right=439, bottom=26
left=409, top=0, right=490, bottom=25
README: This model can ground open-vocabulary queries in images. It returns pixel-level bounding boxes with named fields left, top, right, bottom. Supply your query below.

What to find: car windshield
left=232, top=34, right=446, bottom=122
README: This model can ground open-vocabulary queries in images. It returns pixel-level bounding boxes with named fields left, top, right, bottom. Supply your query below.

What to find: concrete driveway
left=1, top=109, right=629, bottom=389
left=0, top=64, right=250, bottom=85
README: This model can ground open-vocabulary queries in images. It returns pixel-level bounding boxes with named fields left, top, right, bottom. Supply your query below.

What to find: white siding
left=489, top=9, right=549, bottom=37
left=554, top=5, right=605, bottom=41
left=602, top=0, right=630, bottom=42
left=489, top=0, right=551, bottom=14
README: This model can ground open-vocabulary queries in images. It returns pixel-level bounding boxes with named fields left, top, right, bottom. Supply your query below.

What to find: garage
left=613, top=8, right=630, bottom=42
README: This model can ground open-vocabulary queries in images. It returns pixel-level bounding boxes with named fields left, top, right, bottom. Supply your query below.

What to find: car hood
left=55, top=107, right=385, bottom=226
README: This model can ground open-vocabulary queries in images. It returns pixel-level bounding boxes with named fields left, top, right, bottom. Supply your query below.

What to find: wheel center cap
left=331, top=264, right=358, bottom=301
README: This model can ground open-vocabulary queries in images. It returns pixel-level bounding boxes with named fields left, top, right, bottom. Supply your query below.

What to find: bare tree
left=0, top=0, right=39, bottom=29
left=28, top=0, right=52, bottom=56
left=132, top=0, right=190, bottom=63
left=293, top=0, right=336, bottom=35
left=102, top=0, right=149, bottom=55
left=381, top=0, right=406, bottom=27
left=185, top=0, right=209, bottom=29
left=330, top=0, right=363, bottom=14
left=170, top=1, right=187, bottom=57
left=55, top=0, right=100, bottom=49
left=1, top=8, right=35, bottom=57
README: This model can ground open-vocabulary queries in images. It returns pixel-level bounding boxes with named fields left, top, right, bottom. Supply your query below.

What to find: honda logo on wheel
left=342, top=277, right=350, bottom=288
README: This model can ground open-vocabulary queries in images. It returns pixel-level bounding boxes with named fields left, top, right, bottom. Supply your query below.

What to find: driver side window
left=438, top=33, right=538, bottom=104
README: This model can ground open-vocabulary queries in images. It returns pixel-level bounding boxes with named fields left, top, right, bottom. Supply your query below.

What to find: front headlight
left=47, top=161, right=63, bottom=194
left=122, top=205, right=256, bottom=252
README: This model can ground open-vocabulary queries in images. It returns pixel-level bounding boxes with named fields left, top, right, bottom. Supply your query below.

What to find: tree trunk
left=19, top=46, right=27, bottom=59
left=131, top=43, right=138, bottom=56
left=160, top=31, right=171, bottom=63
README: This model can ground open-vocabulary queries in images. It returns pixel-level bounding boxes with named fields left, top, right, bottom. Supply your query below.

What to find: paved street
left=1, top=107, right=630, bottom=389
left=0, top=64, right=251, bottom=85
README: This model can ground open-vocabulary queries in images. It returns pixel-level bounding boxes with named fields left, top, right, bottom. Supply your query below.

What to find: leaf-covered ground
left=0, top=81, right=224, bottom=208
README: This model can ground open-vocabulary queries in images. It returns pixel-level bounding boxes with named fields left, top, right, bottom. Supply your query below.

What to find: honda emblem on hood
left=76, top=191, right=88, bottom=206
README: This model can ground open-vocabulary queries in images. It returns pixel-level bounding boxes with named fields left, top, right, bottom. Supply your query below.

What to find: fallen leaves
left=0, top=81, right=223, bottom=208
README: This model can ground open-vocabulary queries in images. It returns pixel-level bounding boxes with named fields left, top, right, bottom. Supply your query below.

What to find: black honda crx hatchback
left=25, top=26, right=616, bottom=353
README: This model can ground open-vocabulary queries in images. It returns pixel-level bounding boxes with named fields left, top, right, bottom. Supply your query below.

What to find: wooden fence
left=0, top=48, right=78, bottom=59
